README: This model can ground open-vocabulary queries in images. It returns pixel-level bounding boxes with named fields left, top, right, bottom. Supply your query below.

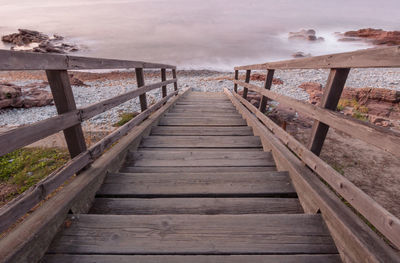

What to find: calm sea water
left=0, top=0, right=399, bottom=70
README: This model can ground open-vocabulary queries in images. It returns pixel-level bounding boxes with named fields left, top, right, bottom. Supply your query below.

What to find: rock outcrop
left=292, top=52, right=312, bottom=58
left=288, top=29, right=324, bottom=42
left=0, top=82, right=53, bottom=109
left=339, top=28, right=400, bottom=46
left=1, top=29, right=79, bottom=53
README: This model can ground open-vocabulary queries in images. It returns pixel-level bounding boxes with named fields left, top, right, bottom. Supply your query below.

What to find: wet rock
left=288, top=29, right=324, bottom=42
left=2, top=29, right=79, bottom=53
left=292, top=52, right=312, bottom=58
left=69, top=74, right=90, bottom=87
left=298, top=82, right=322, bottom=104
left=0, top=82, right=53, bottom=109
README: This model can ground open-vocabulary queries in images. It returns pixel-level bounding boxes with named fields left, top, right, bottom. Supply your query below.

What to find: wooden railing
left=0, top=50, right=179, bottom=233
left=232, top=46, right=400, bottom=259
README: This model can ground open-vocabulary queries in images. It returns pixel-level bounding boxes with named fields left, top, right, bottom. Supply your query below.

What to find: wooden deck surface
left=43, top=92, right=341, bottom=262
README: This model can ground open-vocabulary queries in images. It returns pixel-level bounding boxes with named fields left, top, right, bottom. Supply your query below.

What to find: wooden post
left=135, top=68, right=147, bottom=111
left=161, top=68, right=167, bottom=98
left=307, top=68, right=350, bottom=155
left=242, top=70, right=251, bottom=99
left=233, top=70, right=239, bottom=93
left=46, top=70, right=87, bottom=158
left=172, top=69, right=178, bottom=92
left=259, top=69, right=275, bottom=113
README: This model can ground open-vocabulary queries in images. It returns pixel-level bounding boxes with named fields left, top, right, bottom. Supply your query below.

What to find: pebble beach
left=0, top=68, right=399, bottom=130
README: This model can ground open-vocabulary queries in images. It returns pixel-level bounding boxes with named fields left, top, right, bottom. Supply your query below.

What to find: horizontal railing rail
left=232, top=46, right=400, bottom=254
left=0, top=49, right=179, bottom=233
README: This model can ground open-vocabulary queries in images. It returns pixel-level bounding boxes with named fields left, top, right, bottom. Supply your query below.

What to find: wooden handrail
left=0, top=49, right=175, bottom=70
left=233, top=79, right=400, bottom=157
left=0, top=79, right=177, bottom=157
left=235, top=46, right=400, bottom=70
left=0, top=91, right=179, bottom=233
left=231, top=90, right=400, bottom=250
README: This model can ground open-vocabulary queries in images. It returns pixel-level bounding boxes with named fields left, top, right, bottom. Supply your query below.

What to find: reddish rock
left=342, top=28, right=400, bottom=46
left=69, top=74, right=89, bottom=87
left=0, top=82, right=53, bottom=109
left=298, top=82, right=323, bottom=104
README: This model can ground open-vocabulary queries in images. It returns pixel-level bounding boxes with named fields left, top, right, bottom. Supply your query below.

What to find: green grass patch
left=0, top=148, right=69, bottom=195
left=113, top=112, right=140, bottom=127
left=352, top=111, right=368, bottom=122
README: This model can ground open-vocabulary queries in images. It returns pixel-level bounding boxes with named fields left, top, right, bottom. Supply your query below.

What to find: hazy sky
left=0, top=0, right=399, bottom=69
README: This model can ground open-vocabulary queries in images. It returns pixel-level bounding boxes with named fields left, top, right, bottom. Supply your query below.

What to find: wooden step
left=140, top=136, right=262, bottom=148
left=127, top=150, right=275, bottom=167
left=165, top=112, right=241, bottom=118
left=89, top=197, right=303, bottom=215
left=176, top=102, right=233, bottom=106
left=159, top=117, right=246, bottom=126
left=47, top=214, right=338, bottom=255
left=43, top=254, right=342, bottom=263
left=120, top=166, right=276, bottom=173
left=173, top=104, right=236, bottom=110
left=170, top=108, right=237, bottom=113
left=151, top=126, right=254, bottom=136
left=96, top=171, right=296, bottom=197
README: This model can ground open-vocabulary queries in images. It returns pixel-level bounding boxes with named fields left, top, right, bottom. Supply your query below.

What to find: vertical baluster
left=161, top=68, right=167, bottom=97
left=135, top=68, right=147, bottom=111
left=234, top=70, right=239, bottom=93
left=243, top=69, right=251, bottom=99
left=259, top=69, right=275, bottom=113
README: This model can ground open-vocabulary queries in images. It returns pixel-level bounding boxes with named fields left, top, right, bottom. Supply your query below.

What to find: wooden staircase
left=43, top=92, right=341, bottom=262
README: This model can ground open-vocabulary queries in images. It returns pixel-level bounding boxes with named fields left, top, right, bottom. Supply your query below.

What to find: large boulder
left=288, top=29, right=324, bottom=42
left=340, top=28, right=400, bottom=46
left=0, top=82, right=53, bottom=109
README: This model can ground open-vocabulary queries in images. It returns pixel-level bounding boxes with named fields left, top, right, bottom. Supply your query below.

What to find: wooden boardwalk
left=43, top=92, right=341, bottom=262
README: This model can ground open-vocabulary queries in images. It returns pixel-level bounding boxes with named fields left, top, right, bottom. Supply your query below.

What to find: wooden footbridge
left=0, top=47, right=400, bottom=262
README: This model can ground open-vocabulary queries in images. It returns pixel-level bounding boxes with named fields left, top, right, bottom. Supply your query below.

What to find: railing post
left=259, top=69, right=275, bottom=113
left=135, top=68, right=147, bottom=111
left=45, top=70, right=87, bottom=158
left=161, top=68, right=167, bottom=97
left=234, top=70, right=239, bottom=93
left=243, top=69, right=251, bottom=99
left=172, top=69, right=178, bottom=92
left=307, top=68, right=350, bottom=155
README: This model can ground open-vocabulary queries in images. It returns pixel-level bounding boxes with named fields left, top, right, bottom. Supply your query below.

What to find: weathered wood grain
left=47, top=214, right=338, bottom=254
left=159, top=117, right=246, bottom=126
left=151, top=126, right=254, bottom=136
left=233, top=79, right=400, bottom=157
left=165, top=112, right=241, bottom=118
left=234, top=69, right=239, bottom=92
left=172, top=69, right=178, bottom=91
left=0, top=49, right=175, bottom=70
left=235, top=46, right=400, bottom=70
left=89, top=197, right=303, bottom=215
left=42, top=254, right=342, bottom=263
left=46, top=70, right=87, bottom=158
left=120, top=166, right=277, bottom=173
left=161, top=68, right=167, bottom=97
left=97, top=171, right=295, bottom=196
left=243, top=69, right=251, bottom=99
left=0, top=111, right=80, bottom=157
left=128, top=150, right=275, bottom=167
left=307, top=68, right=350, bottom=155
left=140, top=136, right=262, bottom=148
left=259, top=69, right=275, bottom=113
left=135, top=68, right=147, bottom=111
left=232, top=90, right=400, bottom=250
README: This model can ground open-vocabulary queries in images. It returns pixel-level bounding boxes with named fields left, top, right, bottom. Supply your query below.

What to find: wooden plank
left=307, top=68, right=350, bottom=155
left=173, top=104, right=236, bottom=110
left=140, top=136, right=261, bottom=148
left=233, top=79, right=400, bottom=157
left=48, top=214, right=337, bottom=254
left=225, top=88, right=400, bottom=262
left=243, top=69, right=251, bottom=99
left=170, top=108, right=237, bottom=113
left=234, top=46, right=400, bottom=70
left=159, top=117, right=246, bottom=126
left=43, top=254, right=341, bottom=263
left=0, top=49, right=175, bottom=70
left=128, top=150, right=275, bottom=167
left=137, top=147, right=262, bottom=152
left=97, top=171, right=295, bottom=196
left=0, top=89, right=190, bottom=263
left=177, top=101, right=233, bottom=105
left=46, top=70, right=86, bottom=158
left=172, top=69, right=178, bottom=91
left=151, top=126, right=254, bottom=136
left=135, top=68, right=147, bottom=111
left=120, top=166, right=276, bottom=173
left=165, top=112, right=241, bottom=118
left=90, top=197, right=303, bottom=214
left=232, top=91, right=400, bottom=250
left=0, top=111, right=80, bottom=157
left=161, top=68, right=167, bottom=97
left=89, top=91, right=178, bottom=159
left=259, top=69, right=275, bottom=113
left=80, top=79, right=176, bottom=120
